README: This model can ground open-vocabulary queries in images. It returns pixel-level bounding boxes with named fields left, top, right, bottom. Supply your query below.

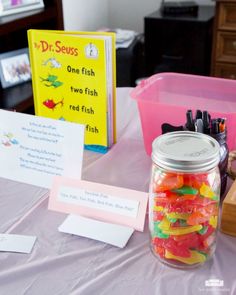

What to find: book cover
left=27, top=29, right=116, bottom=153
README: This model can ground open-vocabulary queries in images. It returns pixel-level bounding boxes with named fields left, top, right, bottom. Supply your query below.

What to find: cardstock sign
left=0, top=233, right=36, bottom=254
left=49, top=177, right=148, bottom=231
left=0, top=109, right=84, bottom=188
left=59, top=214, right=134, bottom=248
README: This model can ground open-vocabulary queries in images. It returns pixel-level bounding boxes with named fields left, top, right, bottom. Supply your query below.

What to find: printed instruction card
left=0, top=109, right=85, bottom=188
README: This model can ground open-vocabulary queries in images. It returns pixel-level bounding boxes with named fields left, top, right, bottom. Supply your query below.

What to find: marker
left=195, top=118, right=204, bottom=133
left=211, top=119, right=219, bottom=134
left=185, top=110, right=195, bottom=131
left=195, top=109, right=202, bottom=120
left=219, top=118, right=226, bottom=133
left=203, top=111, right=210, bottom=134
left=161, top=123, right=184, bottom=134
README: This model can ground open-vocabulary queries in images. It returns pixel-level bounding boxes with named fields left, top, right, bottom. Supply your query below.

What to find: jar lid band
left=152, top=131, right=220, bottom=172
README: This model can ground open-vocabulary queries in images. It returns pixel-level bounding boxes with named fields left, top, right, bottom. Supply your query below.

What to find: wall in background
left=62, top=0, right=109, bottom=31
left=108, top=0, right=215, bottom=33
left=108, top=0, right=159, bottom=33
left=62, top=0, right=215, bottom=33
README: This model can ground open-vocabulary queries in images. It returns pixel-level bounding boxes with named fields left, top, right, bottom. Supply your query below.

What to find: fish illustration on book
left=40, top=74, right=63, bottom=88
left=43, top=98, right=64, bottom=110
left=42, top=57, right=62, bottom=68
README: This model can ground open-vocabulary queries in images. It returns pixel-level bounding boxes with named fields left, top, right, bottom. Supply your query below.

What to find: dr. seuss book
left=27, top=29, right=116, bottom=153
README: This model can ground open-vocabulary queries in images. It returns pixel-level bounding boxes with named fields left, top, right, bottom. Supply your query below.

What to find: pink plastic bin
left=131, top=72, right=236, bottom=155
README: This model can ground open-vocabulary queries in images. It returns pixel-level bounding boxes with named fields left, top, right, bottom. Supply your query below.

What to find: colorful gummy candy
left=150, top=168, right=219, bottom=267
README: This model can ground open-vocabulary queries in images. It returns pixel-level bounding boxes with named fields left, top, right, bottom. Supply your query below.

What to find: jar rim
left=151, top=131, right=220, bottom=172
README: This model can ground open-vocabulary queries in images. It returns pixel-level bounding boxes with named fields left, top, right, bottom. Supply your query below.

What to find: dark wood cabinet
left=144, top=6, right=215, bottom=77
left=0, top=0, right=64, bottom=113
left=211, top=0, right=236, bottom=79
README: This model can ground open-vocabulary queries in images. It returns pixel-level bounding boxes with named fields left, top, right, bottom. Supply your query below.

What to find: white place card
left=0, top=233, right=37, bottom=254
left=49, top=178, right=148, bottom=231
left=58, top=214, right=134, bottom=248
left=0, top=109, right=84, bottom=188
left=57, top=185, right=140, bottom=218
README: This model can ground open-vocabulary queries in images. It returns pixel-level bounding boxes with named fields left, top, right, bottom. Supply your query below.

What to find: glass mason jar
left=211, top=130, right=229, bottom=198
left=149, top=131, right=221, bottom=269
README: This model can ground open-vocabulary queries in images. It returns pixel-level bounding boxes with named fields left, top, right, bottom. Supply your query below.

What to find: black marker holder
left=161, top=109, right=229, bottom=198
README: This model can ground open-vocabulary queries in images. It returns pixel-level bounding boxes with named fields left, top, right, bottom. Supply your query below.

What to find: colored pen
left=195, top=109, right=202, bottom=120
left=203, top=111, right=210, bottom=134
left=185, top=110, right=195, bottom=131
left=219, top=118, right=226, bottom=133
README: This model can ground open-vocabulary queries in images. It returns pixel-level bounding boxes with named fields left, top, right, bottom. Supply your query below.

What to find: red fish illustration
left=43, top=98, right=64, bottom=110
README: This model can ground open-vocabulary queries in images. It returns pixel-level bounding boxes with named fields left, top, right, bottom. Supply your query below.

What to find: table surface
left=0, top=88, right=235, bottom=295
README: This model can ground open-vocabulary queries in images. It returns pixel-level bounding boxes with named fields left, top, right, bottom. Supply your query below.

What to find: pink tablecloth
left=0, top=88, right=235, bottom=295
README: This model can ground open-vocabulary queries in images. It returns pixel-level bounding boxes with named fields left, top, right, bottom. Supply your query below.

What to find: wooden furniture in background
left=0, top=0, right=64, bottom=113
left=221, top=178, right=236, bottom=237
left=211, top=0, right=236, bottom=79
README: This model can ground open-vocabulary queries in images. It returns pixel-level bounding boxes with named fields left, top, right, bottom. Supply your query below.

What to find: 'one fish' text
left=67, top=66, right=95, bottom=76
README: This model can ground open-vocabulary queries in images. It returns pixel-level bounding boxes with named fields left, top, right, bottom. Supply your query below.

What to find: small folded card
left=49, top=177, right=148, bottom=231
left=0, top=233, right=36, bottom=254
left=59, top=214, right=134, bottom=248
left=0, top=109, right=84, bottom=188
